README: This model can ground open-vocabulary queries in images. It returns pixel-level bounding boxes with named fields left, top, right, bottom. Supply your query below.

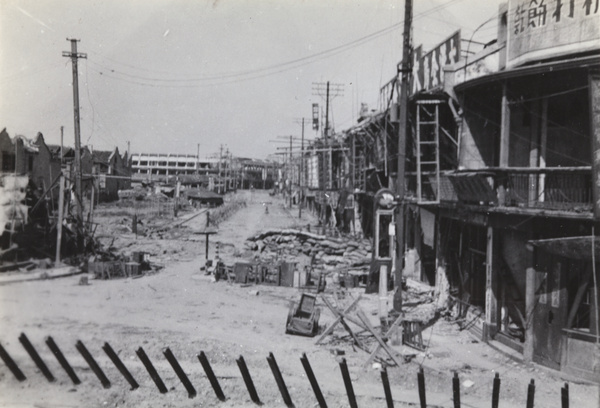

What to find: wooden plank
left=356, top=310, right=404, bottom=367
left=321, top=297, right=365, bottom=350
left=362, top=314, right=403, bottom=369
left=315, top=295, right=362, bottom=345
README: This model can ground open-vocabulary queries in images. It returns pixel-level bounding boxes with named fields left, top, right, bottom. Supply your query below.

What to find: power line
left=82, top=0, right=467, bottom=88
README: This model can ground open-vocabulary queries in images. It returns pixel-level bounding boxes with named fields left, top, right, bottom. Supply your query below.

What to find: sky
left=0, top=0, right=503, bottom=160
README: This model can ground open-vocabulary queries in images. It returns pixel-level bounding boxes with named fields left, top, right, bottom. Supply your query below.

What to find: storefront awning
left=455, top=54, right=600, bottom=93
left=528, top=236, right=600, bottom=261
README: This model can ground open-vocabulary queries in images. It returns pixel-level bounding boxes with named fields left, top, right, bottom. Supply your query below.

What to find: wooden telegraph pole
left=299, top=118, right=305, bottom=219
left=394, top=0, right=412, bottom=312
left=63, top=38, right=86, bottom=247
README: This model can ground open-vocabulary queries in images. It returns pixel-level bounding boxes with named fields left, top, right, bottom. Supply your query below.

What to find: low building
left=92, top=148, right=131, bottom=202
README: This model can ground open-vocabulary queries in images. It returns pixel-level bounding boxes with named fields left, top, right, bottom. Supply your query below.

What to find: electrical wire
left=84, top=0, right=466, bottom=88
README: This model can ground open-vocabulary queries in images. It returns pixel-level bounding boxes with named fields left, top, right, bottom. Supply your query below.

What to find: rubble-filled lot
left=0, top=190, right=598, bottom=407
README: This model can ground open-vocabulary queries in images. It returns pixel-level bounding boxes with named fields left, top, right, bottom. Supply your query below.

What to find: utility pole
left=63, top=38, right=86, bottom=245
left=394, top=0, right=412, bottom=312
left=299, top=118, right=304, bottom=219
left=197, top=143, right=200, bottom=175
left=218, top=145, right=223, bottom=194
left=312, top=82, right=344, bottom=139
left=60, top=126, right=64, bottom=166
left=325, top=82, right=330, bottom=138
left=289, top=135, right=293, bottom=209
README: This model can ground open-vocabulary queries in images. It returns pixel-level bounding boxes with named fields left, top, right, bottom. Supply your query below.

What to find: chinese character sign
left=312, top=103, right=319, bottom=131
left=411, top=31, right=461, bottom=94
left=508, top=0, right=600, bottom=67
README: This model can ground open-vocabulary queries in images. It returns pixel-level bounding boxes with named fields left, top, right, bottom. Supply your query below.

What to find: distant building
left=130, top=153, right=219, bottom=178
left=92, top=148, right=131, bottom=202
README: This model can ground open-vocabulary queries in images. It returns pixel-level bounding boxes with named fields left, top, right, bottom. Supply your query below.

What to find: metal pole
left=381, top=366, right=394, bottom=408
left=19, top=333, right=55, bottom=382
left=46, top=336, right=80, bottom=385
left=300, top=353, right=327, bottom=408
left=163, top=347, right=196, bottom=398
left=0, top=342, right=26, bottom=381
left=266, top=352, right=293, bottom=407
left=236, top=355, right=261, bottom=404
left=339, top=358, right=358, bottom=408
left=103, top=342, right=139, bottom=390
left=76, top=340, right=111, bottom=389
left=136, top=347, right=168, bottom=394
left=198, top=351, right=226, bottom=401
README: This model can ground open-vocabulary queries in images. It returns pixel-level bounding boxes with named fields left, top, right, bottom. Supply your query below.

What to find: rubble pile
left=245, top=229, right=372, bottom=269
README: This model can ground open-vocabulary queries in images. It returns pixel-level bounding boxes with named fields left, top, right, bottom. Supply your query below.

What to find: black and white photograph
left=0, top=0, right=599, bottom=406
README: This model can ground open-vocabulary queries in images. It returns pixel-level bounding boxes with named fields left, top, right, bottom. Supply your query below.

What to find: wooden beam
left=321, top=297, right=366, bottom=351
left=356, top=309, right=404, bottom=367
left=362, top=314, right=403, bottom=370
left=315, top=295, right=362, bottom=344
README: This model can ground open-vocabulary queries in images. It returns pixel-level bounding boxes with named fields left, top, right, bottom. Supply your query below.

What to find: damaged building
left=296, top=1, right=600, bottom=382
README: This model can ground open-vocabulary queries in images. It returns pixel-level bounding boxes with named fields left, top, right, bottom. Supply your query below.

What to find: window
left=2, top=152, right=15, bottom=172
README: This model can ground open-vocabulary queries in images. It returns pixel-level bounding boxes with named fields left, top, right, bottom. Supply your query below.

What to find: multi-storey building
left=130, top=153, right=220, bottom=179
left=304, top=1, right=600, bottom=382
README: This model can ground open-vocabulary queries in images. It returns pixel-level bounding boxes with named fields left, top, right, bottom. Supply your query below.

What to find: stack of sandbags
left=245, top=229, right=372, bottom=268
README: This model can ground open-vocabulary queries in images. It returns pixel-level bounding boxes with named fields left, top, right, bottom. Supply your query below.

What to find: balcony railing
left=406, top=167, right=593, bottom=213
left=497, top=167, right=592, bottom=212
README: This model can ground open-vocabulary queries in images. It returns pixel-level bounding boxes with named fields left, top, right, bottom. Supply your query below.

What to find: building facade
left=302, top=1, right=600, bottom=382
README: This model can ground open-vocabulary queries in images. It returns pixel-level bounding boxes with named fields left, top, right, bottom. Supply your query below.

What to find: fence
left=0, top=332, right=574, bottom=407
left=94, top=196, right=176, bottom=219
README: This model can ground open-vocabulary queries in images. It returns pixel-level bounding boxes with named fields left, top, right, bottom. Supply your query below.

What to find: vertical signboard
left=411, top=31, right=461, bottom=94
left=312, top=103, right=319, bottom=131
left=507, top=0, right=600, bottom=68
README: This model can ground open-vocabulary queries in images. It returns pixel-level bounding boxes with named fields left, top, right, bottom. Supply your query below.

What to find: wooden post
left=524, top=267, right=536, bottom=362
left=379, top=264, right=389, bottom=325
left=394, top=0, right=412, bottom=312
left=526, top=379, right=535, bottom=408
left=485, top=226, right=498, bottom=340
left=498, top=82, right=511, bottom=205
left=452, top=371, right=461, bottom=408
left=55, top=175, right=65, bottom=265
left=417, top=366, right=426, bottom=408
left=492, top=372, right=501, bottom=408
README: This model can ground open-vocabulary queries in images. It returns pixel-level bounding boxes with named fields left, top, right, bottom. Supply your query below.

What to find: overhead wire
left=85, top=0, right=466, bottom=88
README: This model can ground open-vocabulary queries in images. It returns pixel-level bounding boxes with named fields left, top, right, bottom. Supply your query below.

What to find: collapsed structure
left=291, top=2, right=600, bottom=382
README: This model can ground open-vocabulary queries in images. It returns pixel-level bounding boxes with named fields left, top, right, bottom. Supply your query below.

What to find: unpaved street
left=0, top=191, right=598, bottom=407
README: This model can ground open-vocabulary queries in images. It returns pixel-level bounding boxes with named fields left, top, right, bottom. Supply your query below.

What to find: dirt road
left=0, top=190, right=598, bottom=407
